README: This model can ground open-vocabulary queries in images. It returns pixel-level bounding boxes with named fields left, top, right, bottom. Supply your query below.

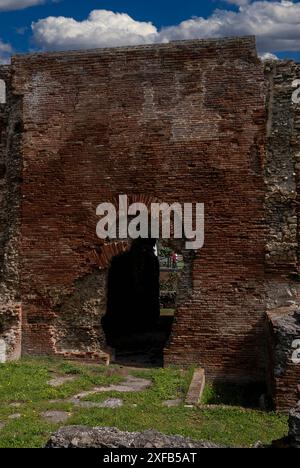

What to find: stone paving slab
left=163, top=399, right=182, bottom=407
left=72, top=375, right=151, bottom=400
left=8, top=414, right=21, bottom=420
left=48, top=375, right=77, bottom=388
left=9, top=402, right=22, bottom=408
left=69, top=398, right=124, bottom=409
left=41, top=411, right=72, bottom=424
left=42, top=375, right=150, bottom=413
left=98, top=398, right=124, bottom=409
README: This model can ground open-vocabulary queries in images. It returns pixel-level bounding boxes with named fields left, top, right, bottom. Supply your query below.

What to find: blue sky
left=0, top=0, right=300, bottom=62
left=1, top=0, right=232, bottom=54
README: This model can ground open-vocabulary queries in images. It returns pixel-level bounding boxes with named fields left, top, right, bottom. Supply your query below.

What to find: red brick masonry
left=0, top=37, right=299, bottom=410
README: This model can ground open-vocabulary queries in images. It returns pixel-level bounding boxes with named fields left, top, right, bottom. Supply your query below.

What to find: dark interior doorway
left=102, top=239, right=174, bottom=367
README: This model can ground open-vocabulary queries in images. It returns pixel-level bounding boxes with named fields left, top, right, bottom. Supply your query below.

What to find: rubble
left=45, top=426, right=223, bottom=449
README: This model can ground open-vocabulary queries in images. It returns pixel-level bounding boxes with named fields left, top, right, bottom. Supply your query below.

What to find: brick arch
left=93, top=241, right=130, bottom=270
left=93, top=194, right=167, bottom=270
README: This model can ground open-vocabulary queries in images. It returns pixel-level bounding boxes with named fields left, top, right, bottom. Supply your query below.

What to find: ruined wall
left=264, top=60, right=300, bottom=410
left=1, top=38, right=299, bottom=409
left=9, top=37, right=267, bottom=380
left=0, top=66, right=22, bottom=361
left=265, top=60, right=300, bottom=290
left=0, top=78, right=8, bottom=269
left=266, top=307, right=300, bottom=411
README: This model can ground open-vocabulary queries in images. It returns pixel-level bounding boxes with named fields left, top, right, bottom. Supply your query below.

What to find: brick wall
left=7, top=37, right=267, bottom=381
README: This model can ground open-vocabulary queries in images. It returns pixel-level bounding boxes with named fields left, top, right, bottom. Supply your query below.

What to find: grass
left=0, top=358, right=123, bottom=403
left=0, top=358, right=288, bottom=448
left=202, top=382, right=270, bottom=409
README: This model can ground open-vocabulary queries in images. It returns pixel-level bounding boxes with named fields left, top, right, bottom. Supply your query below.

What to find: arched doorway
left=102, top=238, right=186, bottom=366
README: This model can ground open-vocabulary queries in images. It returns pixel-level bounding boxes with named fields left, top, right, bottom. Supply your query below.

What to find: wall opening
left=102, top=239, right=181, bottom=366
left=159, top=241, right=185, bottom=320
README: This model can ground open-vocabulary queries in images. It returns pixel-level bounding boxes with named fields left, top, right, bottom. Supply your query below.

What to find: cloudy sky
left=0, top=0, right=300, bottom=63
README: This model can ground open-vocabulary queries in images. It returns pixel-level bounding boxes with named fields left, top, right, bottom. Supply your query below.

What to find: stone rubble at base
left=45, top=426, right=224, bottom=449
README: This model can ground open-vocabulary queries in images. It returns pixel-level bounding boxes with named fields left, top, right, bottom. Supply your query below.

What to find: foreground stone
left=289, top=406, right=300, bottom=448
left=45, top=427, right=223, bottom=449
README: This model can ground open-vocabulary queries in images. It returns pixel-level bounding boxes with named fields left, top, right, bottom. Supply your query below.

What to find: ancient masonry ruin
left=0, top=36, right=299, bottom=410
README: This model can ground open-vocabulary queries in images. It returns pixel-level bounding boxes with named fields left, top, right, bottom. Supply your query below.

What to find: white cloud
left=0, top=0, right=46, bottom=11
left=0, top=39, right=12, bottom=64
left=159, top=1, right=300, bottom=53
left=32, top=2, right=300, bottom=54
left=260, top=51, right=279, bottom=60
left=32, top=10, right=158, bottom=50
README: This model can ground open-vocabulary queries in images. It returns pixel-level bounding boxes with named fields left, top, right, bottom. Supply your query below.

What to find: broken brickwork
left=264, top=60, right=300, bottom=410
left=0, top=36, right=299, bottom=409
left=0, top=66, right=22, bottom=361
left=266, top=307, right=300, bottom=411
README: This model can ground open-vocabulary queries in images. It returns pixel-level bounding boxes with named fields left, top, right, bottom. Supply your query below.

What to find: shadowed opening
left=102, top=238, right=178, bottom=367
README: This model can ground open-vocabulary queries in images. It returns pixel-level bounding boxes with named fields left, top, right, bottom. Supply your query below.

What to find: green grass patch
left=0, top=357, right=123, bottom=403
left=202, top=382, right=268, bottom=409
left=0, top=358, right=289, bottom=448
